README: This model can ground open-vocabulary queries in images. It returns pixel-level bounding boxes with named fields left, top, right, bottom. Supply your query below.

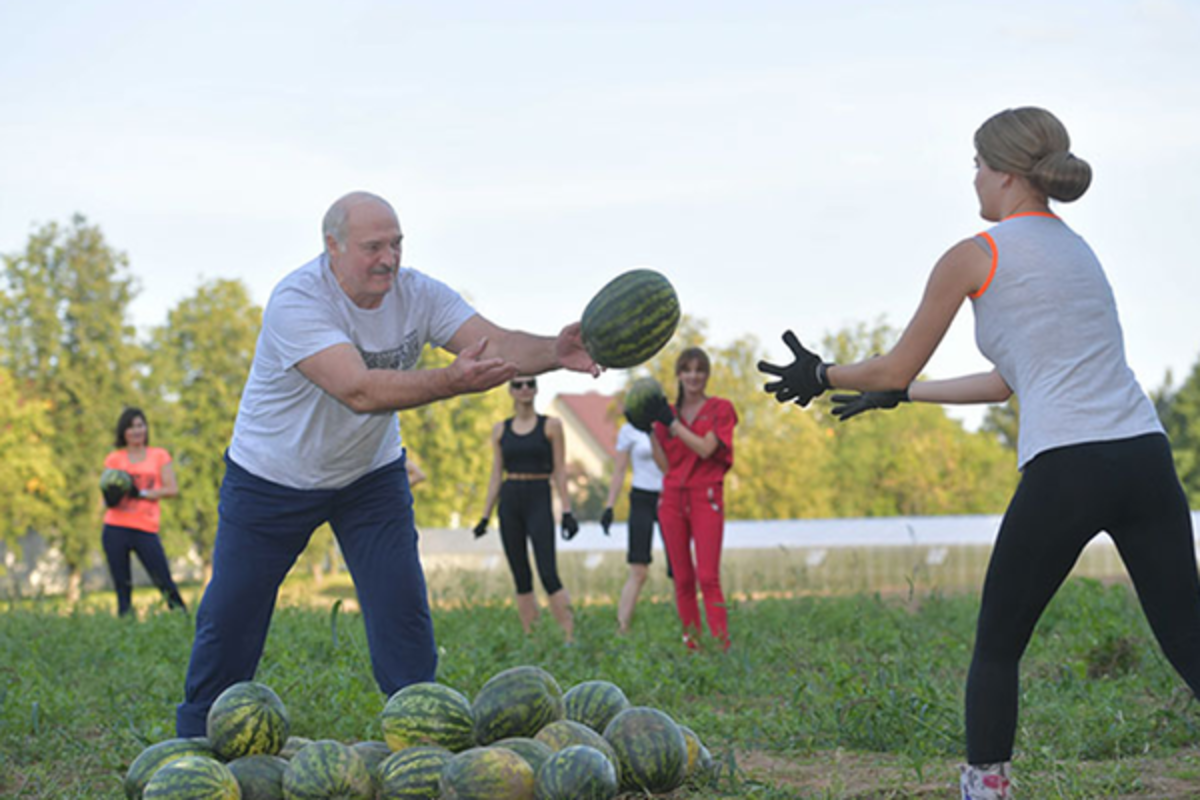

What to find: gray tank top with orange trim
left=971, top=213, right=1163, bottom=470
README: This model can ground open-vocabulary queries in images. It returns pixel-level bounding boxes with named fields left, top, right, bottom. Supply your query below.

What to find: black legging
left=102, top=524, right=187, bottom=616
left=498, top=479, right=563, bottom=595
left=966, top=433, right=1200, bottom=764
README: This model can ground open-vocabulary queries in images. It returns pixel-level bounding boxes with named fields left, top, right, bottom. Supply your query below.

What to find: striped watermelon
left=142, top=755, right=240, bottom=800
left=580, top=269, right=680, bottom=369
left=206, top=681, right=290, bottom=760
left=602, top=706, right=687, bottom=794
left=692, top=743, right=717, bottom=786
left=352, top=740, right=394, bottom=782
left=533, top=745, right=619, bottom=800
left=439, top=747, right=534, bottom=800
left=533, top=720, right=619, bottom=780
left=472, top=666, right=564, bottom=745
left=278, top=737, right=311, bottom=760
left=562, top=681, right=630, bottom=735
left=679, top=724, right=702, bottom=778
left=282, top=740, right=373, bottom=800
left=124, top=737, right=218, bottom=799
left=489, top=738, right=554, bottom=774
left=381, top=682, right=475, bottom=752
left=228, top=754, right=288, bottom=800
left=376, top=746, right=451, bottom=800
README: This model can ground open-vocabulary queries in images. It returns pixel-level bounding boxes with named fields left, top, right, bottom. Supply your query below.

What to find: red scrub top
left=654, top=396, right=737, bottom=489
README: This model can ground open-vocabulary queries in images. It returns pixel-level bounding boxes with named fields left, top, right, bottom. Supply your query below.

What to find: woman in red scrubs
left=647, top=347, right=738, bottom=650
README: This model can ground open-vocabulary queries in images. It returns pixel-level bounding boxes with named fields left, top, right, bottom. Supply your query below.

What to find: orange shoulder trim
left=969, top=232, right=998, bottom=299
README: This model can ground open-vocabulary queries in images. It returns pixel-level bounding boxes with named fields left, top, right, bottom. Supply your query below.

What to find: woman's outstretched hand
left=757, top=330, right=832, bottom=408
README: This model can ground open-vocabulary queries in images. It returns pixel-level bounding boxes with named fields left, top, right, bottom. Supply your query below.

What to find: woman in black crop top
left=474, top=376, right=577, bottom=642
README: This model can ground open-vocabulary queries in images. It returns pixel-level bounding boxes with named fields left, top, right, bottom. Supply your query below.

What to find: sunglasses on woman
left=511, top=379, right=537, bottom=390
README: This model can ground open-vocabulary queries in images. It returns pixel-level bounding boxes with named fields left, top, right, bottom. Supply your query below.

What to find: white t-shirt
left=972, top=214, right=1163, bottom=470
left=616, top=422, right=663, bottom=492
left=229, top=254, right=475, bottom=489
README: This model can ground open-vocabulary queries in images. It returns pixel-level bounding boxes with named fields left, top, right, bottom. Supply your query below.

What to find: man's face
left=328, top=200, right=403, bottom=308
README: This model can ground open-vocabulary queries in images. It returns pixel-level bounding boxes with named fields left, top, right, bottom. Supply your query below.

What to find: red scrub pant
left=657, top=484, right=728, bottom=645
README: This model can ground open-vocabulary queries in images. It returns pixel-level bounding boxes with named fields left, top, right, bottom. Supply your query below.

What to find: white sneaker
left=960, top=762, right=1012, bottom=799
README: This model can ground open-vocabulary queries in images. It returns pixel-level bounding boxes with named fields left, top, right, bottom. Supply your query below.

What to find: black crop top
left=500, top=415, right=553, bottom=474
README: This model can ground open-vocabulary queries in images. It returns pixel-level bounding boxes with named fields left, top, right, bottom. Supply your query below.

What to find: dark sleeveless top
left=500, top=415, right=553, bottom=474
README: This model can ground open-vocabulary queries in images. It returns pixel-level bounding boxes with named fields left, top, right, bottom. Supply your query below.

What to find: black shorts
left=626, top=488, right=660, bottom=565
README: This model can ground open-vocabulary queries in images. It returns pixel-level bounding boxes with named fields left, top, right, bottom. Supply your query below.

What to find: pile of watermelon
left=124, top=667, right=717, bottom=799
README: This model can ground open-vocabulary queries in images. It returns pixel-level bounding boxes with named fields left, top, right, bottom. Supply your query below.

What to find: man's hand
left=757, top=330, right=832, bottom=408
left=473, top=517, right=490, bottom=538
left=830, top=389, right=910, bottom=421
left=446, top=337, right=519, bottom=396
left=600, top=507, right=613, bottom=535
left=560, top=512, right=580, bottom=541
left=555, top=322, right=601, bottom=376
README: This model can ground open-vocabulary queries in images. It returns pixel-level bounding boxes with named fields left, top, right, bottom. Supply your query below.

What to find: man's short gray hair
left=322, top=192, right=395, bottom=253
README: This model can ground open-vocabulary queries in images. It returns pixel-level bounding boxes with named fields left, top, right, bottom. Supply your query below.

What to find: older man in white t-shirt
left=176, top=191, right=596, bottom=736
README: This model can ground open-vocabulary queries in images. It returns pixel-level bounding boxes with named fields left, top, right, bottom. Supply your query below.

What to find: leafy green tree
left=398, top=346, right=511, bottom=529
left=1159, top=356, right=1200, bottom=507
left=0, top=216, right=141, bottom=601
left=816, top=323, right=1017, bottom=516
left=144, top=279, right=261, bottom=575
left=0, top=366, right=65, bottom=557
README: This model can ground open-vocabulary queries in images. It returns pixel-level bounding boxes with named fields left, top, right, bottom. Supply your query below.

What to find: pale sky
left=2, top=1, right=1198, bottom=428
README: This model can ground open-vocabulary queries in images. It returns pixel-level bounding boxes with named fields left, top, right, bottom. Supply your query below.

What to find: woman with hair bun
left=758, top=107, right=1200, bottom=798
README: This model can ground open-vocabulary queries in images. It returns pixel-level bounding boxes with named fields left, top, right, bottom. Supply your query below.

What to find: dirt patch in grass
left=724, top=747, right=1200, bottom=799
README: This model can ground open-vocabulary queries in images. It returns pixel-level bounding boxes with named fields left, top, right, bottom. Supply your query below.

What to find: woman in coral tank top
left=100, top=407, right=186, bottom=616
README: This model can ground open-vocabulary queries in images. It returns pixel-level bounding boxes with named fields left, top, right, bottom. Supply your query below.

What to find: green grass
left=3, top=574, right=1200, bottom=798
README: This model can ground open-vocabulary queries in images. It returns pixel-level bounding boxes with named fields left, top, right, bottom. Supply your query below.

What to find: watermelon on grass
left=534, top=745, right=619, bottom=800
left=278, top=737, right=311, bottom=760
left=472, top=666, right=563, bottom=745
left=351, top=740, right=393, bottom=781
left=142, top=755, right=240, bottom=800
left=381, top=682, right=474, bottom=752
left=207, top=681, right=290, bottom=760
left=228, top=754, right=288, bottom=800
left=439, top=747, right=534, bottom=800
left=533, top=720, right=619, bottom=779
left=603, top=706, right=688, bottom=794
left=124, top=738, right=218, bottom=799
left=376, top=746, right=452, bottom=800
left=489, top=738, right=554, bottom=774
left=563, top=680, right=630, bottom=736
left=580, top=269, right=680, bottom=369
left=282, top=740, right=373, bottom=800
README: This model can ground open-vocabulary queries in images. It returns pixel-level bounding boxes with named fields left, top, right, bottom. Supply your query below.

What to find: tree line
left=3, top=217, right=1199, bottom=596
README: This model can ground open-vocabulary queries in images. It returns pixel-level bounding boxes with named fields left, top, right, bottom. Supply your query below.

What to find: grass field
left=4, top=554, right=1200, bottom=798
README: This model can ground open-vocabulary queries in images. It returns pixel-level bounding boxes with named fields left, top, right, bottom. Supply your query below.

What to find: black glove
left=624, top=408, right=651, bottom=434
left=128, top=484, right=143, bottom=500
left=560, top=512, right=579, bottom=541
left=600, top=507, right=613, bottom=535
left=473, top=517, right=489, bottom=538
left=102, top=485, right=126, bottom=509
left=646, top=394, right=676, bottom=428
left=757, top=330, right=833, bottom=408
left=830, top=389, right=911, bottom=421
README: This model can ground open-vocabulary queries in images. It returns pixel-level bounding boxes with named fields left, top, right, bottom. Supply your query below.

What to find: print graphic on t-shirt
left=359, top=330, right=421, bottom=371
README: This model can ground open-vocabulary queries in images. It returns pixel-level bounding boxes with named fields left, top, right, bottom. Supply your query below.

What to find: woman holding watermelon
left=100, top=407, right=186, bottom=616
left=758, top=107, right=1200, bottom=798
left=474, top=376, right=578, bottom=643
left=638, top=347, right=738, bottom=651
